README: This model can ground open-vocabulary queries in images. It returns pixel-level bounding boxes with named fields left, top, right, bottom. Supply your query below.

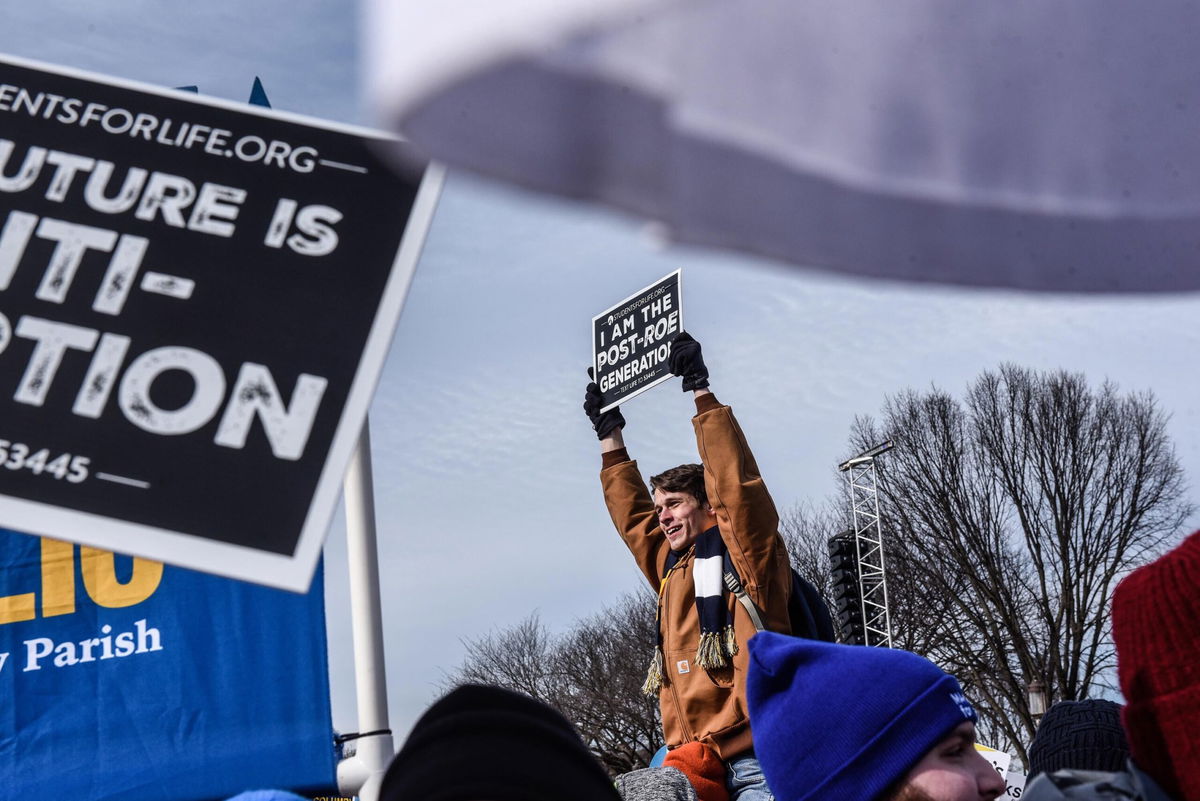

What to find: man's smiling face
left=653, top=488, right=717, bottom=551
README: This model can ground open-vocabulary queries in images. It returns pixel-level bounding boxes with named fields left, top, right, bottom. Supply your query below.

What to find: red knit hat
left=663, top=742, right=730, bottom=801
left=1112, top=529, right=1200, bottom=801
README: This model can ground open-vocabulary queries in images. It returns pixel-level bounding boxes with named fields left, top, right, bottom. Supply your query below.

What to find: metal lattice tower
left=838, top=441, right=894, bottom=648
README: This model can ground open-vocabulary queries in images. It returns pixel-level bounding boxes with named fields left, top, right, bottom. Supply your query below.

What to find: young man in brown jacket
left=584, top=332, right=792, bottom=801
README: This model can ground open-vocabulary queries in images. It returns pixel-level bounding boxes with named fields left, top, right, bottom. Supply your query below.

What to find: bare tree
left=849, top=364, right=1192, bottom=762
left=552, top=593, right=665, bottom=774
left=779, top=496, right=959, bottom=656
left=779, top=500, right=841, bottom=605
left=444, top=590, right=663, bottom=775
left=782, top=501, right=840, bottom=599
left=450, top=614, right=559, bottom=700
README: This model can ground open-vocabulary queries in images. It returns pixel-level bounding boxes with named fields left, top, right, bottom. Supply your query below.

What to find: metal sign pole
left=337, top=419, right=394, bottom=800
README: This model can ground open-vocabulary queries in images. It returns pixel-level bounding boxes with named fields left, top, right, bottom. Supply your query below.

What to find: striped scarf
left=643, top=526, right=738, bottom=696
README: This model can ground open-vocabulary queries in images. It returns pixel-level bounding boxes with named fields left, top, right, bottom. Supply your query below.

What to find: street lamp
left=837, top=440, right=895, bottom=471
left=1027, top=680, right=1048, bottom=723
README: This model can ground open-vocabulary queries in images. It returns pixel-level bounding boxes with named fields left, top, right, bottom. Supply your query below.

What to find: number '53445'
left=0, top=440, right=89, bottom=482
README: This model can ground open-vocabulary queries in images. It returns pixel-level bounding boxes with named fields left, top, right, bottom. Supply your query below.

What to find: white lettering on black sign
left=0, top=55, right=439, bottom=591
left=591, top=270, right=682, bottom=413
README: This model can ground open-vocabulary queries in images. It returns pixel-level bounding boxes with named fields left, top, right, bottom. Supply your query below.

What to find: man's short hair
left=649, top=464, right=708, bottom=506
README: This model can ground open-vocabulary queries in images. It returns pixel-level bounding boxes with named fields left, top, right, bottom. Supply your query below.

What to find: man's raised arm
left=585, top=378, right=666, bottom=586
left=668, top=332, right=786, bottom=609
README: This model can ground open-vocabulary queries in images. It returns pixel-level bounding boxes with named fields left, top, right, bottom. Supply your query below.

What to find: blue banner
left=0, top=528, right=336, bottom=799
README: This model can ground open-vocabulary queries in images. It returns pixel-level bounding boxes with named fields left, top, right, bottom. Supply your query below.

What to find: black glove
left=584, top=377, right=625, bottom=440
left=668, top=332, right=709, bottom=391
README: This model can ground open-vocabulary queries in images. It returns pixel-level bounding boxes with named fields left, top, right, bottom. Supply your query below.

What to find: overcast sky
left=4, top=0, right=1199, bottom=742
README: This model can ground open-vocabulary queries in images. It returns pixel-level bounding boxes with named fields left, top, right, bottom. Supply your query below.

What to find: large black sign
left=0, top=56, right=440, bottom=590
left=591, top=270, right=683, bottom=412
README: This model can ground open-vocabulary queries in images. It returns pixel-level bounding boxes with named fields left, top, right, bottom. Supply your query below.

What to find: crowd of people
left=235, top=333, right=1198, bottom=801
left=376, top=490, right=1192, bottom=801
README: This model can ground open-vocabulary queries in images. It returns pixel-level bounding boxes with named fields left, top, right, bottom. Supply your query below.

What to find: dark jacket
left=1023, top=763, right=1175, bottom=801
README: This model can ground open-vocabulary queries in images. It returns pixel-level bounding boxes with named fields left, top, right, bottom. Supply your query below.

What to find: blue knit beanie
left=747, top=632, right=978, bottom=801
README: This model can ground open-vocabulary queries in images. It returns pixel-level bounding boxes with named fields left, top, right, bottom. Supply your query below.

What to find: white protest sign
left=591, top=269, right=682, bottom=412
left=0, top=55, right=441, bottom=591
left=976, top=743, right=1028, bottom=800
left=1004, top=768, right=1028, bottom=800
left=975, top=743, right=1013, bottom=776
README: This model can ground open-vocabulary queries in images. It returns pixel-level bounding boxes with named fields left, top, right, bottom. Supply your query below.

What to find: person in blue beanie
left=745, top=631, right=1005, bottom=801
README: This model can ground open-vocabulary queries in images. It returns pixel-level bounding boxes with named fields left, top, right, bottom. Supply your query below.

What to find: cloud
left=8, top=6, right=1199, bottom=745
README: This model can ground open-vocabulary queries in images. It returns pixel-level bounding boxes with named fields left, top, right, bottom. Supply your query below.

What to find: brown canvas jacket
left=601, top=395, right=792, bottom=760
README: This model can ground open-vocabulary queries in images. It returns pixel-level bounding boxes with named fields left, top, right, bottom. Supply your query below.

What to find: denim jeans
left=726, top=753, right=775, bottom=801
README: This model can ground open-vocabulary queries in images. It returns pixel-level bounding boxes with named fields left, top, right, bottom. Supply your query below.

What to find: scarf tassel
left=696, top=630, right=728, bottom=670
left=723, top=624, right=738, bottom=658
left=642, top=646, right=665, bottom=696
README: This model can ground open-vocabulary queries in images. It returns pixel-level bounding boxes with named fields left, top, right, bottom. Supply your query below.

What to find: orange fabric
left=664, top=742, right=730, bottom=801
left=601, top=400, right=792, bottom=759
left=602, top=447, right=630, bottom=469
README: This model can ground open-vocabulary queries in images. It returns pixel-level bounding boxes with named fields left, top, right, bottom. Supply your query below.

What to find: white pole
left=337, top=420, right=394, bottom=800
left=335, top=160, right=443, bottom=799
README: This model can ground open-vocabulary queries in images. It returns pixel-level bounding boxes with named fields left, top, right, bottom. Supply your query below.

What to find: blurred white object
left=366, top=0, right=1200, bottom=293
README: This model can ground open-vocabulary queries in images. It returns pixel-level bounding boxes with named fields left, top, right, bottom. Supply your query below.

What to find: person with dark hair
left=745, top=631, right=1006, bottom=801
left=1026, top=699, right=1130, bottom=780
left=1022, top=529, right=1200, bottom=801
left=584, top=332, right=793, bottom=801
left=379, top=684, right=621, bottom=801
